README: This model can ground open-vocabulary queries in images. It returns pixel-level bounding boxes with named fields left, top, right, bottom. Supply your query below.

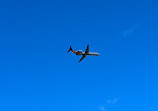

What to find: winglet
left=87, top=44, right=89, bottom=48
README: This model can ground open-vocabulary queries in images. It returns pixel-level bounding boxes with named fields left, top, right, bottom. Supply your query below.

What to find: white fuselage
left=76, top=52, right=100, bottom=56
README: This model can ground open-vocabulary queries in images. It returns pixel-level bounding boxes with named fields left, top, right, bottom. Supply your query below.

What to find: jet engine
left=78, top=50, right=83, bottom=53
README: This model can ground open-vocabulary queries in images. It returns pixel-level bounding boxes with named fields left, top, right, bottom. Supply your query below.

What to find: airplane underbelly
left=76, top=53, right=84, bottom=55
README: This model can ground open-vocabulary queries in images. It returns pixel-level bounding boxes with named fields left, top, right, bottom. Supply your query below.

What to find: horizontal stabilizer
left=67, top=46, right=72, bottom=53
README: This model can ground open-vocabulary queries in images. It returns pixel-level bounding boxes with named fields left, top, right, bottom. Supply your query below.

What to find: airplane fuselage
left=76, top=52, right=100, bottom=56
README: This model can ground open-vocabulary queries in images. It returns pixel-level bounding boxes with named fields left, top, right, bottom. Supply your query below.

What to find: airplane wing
left=85, top=44, right=89, bottom=54
left=79, top=55, right=87, bottom=62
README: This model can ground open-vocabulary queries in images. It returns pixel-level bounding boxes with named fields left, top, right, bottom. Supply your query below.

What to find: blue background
left=0, top=0, right=158, bottom=111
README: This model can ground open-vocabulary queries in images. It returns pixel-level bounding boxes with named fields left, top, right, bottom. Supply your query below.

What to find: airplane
left=67, top=44, right=100, bottom=62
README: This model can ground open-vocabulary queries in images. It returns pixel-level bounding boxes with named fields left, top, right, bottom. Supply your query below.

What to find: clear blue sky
left=0, top=0, right=158, bottom=111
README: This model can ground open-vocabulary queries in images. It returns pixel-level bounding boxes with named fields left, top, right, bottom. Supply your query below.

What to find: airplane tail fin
left=67, top=46, right=72, bottom=53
